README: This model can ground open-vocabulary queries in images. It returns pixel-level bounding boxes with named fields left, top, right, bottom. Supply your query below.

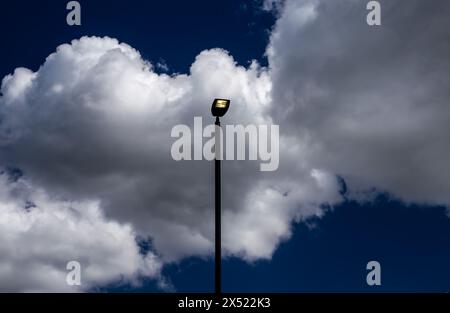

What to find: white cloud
left=0, top=171, right=162, bottom=292
left=0, top=35, right=341, bottom=291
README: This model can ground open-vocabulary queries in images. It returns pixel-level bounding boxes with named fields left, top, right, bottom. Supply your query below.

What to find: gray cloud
left=268, top=0, right=450, bottom=205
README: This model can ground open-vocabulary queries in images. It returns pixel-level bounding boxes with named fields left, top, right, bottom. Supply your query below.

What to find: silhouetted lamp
left=211, top=98, right=230, bottom=296
left=211, top=98, right=230, bottom=117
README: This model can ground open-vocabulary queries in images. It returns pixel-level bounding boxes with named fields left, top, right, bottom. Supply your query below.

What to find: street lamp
left=211, top=99, right=230, bottom=117
left=211, top=98, right=230, bottom=295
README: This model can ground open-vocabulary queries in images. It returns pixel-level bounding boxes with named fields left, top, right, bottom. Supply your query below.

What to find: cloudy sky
left=1, top=0, right=450, bottom=292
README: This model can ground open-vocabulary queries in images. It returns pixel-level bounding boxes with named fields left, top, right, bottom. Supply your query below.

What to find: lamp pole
left=215, top=116, right=221, bottom=295
left=210, top=98, right=230, bottom=296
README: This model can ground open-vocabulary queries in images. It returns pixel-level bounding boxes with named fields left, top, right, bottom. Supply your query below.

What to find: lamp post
left=211, top=98, right=230, bottom=295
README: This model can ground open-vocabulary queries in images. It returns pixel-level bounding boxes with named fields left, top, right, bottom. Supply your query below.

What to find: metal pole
left=215, top=116, right=221, bottom=295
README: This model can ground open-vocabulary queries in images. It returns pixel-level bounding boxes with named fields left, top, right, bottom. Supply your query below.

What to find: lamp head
left=211, top=98, right=230, bottom=117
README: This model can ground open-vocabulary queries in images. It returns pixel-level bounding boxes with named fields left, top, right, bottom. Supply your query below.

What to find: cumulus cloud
left=0, top=0, right=449, bottom=292
left=0, top=34, right=341, bottom=291
left=268, top=0, right=450, bottom=205
left=0, top=170, right=162, bottom=292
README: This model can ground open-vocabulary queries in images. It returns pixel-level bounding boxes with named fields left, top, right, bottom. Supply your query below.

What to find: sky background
left=1, top=0, right=450, bottom=292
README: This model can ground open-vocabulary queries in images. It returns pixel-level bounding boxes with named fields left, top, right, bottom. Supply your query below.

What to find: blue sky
left=1, top=0, right=450, bottom=293
left=0, top=1, right=274, bottom=75
left=102, top=193, right=450, bottom=293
